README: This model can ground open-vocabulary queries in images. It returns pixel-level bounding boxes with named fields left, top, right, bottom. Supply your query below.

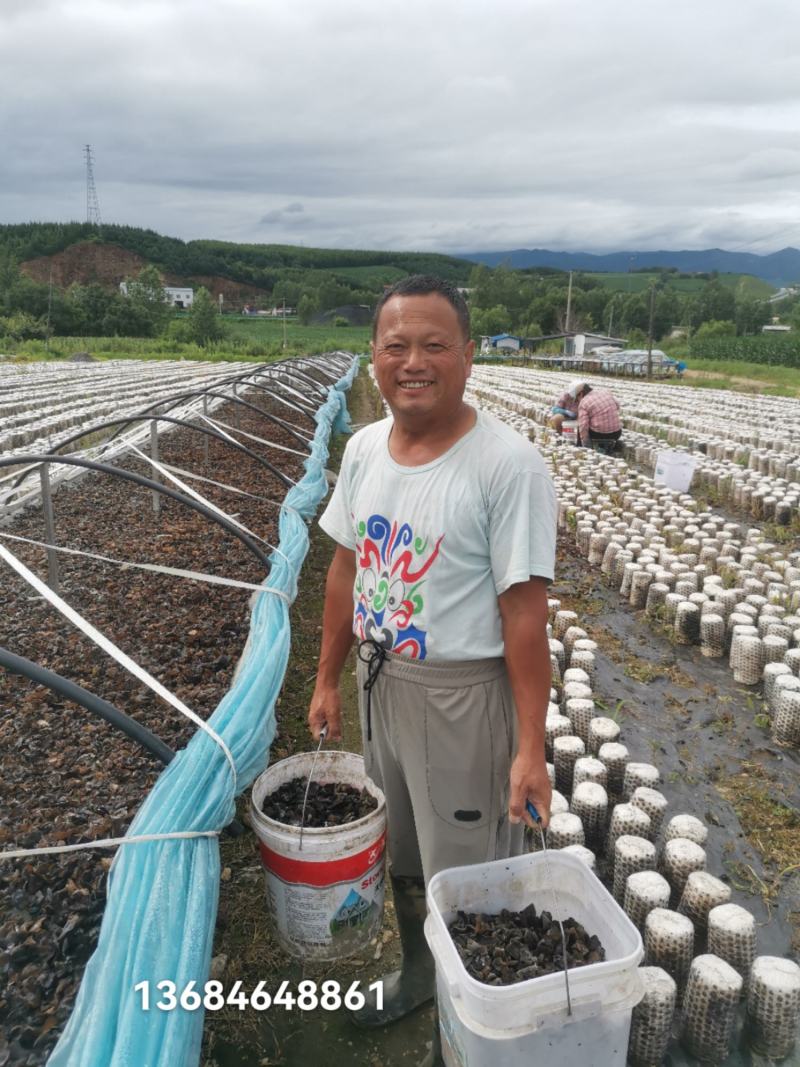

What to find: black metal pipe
left=10, top=412, right=293, bottom=493
left=0, top=454, right=271, bottom=569
left=217, top=377, right=319, bottom=419
left=104, top=385, right=314, bottom=448
left=99, top=352, right=348, bottom=451
left=262, top=364, right=327, bottom=400
left=198, top=387, right=317, bottom=429
left=270, top=365, right=329, bottom=402
left=294, top=353, right=352, bottom=379
left=0, top=647, right=245, bottom=838
left=0, top=646, right=175, bottom=766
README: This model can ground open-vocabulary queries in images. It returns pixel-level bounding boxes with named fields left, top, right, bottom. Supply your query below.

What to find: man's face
left=371, top=293, right=475, bottom=423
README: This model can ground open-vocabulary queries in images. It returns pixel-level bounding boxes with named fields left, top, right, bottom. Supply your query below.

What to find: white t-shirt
left=319, top=408, right=558, bottom=661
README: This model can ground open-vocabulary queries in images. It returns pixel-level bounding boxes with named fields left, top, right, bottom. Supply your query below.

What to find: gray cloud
left=1, top=0, right=799, bottom=254
left=260, top=203, right=311, bottom=226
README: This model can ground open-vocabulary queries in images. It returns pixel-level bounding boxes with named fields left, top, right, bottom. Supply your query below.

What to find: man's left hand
left=509, top=752, right=552, bottom=830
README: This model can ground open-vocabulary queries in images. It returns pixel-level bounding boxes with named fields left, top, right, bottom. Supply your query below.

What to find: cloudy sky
left=2, top=0, right=799, bottom=255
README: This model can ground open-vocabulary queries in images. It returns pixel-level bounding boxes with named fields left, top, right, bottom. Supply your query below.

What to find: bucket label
left=258, top=832, right=385, bottom=888
left=331, top=887, right=372, bottom=933
left=260, top=833, right=386, bottom=952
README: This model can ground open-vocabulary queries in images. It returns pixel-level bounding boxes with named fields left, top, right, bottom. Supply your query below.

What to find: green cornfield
left=690, top=334, right=800, bottom=367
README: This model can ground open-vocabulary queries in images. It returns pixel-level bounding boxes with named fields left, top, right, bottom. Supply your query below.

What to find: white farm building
left=163, top=287, right=194, bottom=309
left=119, top=282, right=194, bottom=308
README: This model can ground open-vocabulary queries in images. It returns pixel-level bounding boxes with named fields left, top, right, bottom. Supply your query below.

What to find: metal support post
left=202, top=395, right=209, bottom=462
left=39, top=464, right=59, bottom=593
left=647, top=285, right=656, bottom=379
left=150, top=421, right=161, bottom=515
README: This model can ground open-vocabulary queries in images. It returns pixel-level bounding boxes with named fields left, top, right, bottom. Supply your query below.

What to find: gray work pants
left=356, top=650, right=524, bottom=885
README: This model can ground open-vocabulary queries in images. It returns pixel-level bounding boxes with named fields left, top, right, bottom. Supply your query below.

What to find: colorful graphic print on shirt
left=354, top=514, right=443, bottom=659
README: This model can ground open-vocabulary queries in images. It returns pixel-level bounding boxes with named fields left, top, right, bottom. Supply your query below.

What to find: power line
left=84, top=144, right=102, bottom=227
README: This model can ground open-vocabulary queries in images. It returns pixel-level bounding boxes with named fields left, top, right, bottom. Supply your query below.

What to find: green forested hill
left=0, top=222, right=473, bottom=289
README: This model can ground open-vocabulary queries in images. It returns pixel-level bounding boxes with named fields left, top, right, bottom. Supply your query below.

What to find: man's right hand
left=308, top=682, right=343, bottom=741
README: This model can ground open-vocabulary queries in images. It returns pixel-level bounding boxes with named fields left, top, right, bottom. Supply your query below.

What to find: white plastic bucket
left=562, top=420, right=579, bottom=446
left=251, top=750, right=386, bottom=961
left=654, top=450, right=698, bottom=493
left=425, top=851, right=643, bottom=1067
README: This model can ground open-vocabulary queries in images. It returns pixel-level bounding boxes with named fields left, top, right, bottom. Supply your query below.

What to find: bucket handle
left=424, top=920, right=462, bottom=998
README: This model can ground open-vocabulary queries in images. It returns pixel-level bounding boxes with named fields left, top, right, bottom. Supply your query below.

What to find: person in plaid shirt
left=575, top=383, right=622, bottom=452
left=548, top=382, right=580, bottom=434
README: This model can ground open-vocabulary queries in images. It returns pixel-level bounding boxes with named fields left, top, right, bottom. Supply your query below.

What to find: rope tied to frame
left=0, top=830, right=220, bottom=862
left=0, top=530, right=292, bottom=602
left=357, top=639, right=388, bottom=742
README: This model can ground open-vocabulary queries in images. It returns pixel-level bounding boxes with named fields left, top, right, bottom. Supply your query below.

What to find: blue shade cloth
left=48, top=356, right=359, bottom=1067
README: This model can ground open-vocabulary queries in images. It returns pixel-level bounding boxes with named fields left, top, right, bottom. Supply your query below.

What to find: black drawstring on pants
left=358, top=639, right=388, bottom=742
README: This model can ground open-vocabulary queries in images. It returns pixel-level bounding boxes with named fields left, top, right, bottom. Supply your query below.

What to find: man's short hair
left=372, top=275, right=470, bottom=340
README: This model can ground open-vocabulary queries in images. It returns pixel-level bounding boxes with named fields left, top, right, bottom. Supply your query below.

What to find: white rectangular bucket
left=654, top=449, right=698, bottom=493
left=425, top=851, right=643, bottom=1067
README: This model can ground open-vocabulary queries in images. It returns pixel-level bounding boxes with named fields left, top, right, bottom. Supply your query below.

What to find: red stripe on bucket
left=259, top=832, right=386, bottom=887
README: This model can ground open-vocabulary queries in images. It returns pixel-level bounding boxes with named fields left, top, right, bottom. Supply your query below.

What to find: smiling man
left=307, top=275, right=557, bottom=1065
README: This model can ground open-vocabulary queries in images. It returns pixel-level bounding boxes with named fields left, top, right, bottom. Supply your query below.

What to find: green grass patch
left=678, top=357, right=800, bottom=395
left=223, top=316, right=371, bottom=351
left=722, top=273, right=775, bottom=299
left=2, top=319, right=371, bottom=363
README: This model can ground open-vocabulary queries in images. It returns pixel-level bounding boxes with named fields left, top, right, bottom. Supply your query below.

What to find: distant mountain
left=460, top=247, right=800, bottom=287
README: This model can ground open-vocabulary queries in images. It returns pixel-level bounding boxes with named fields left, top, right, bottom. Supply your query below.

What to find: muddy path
left=555, top=541, right=800, bottom=960
left=202, top=369, right=435, bottom=1067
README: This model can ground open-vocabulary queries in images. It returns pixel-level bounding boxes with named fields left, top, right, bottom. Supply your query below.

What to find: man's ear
left=464, top=338, right=475, bottom=376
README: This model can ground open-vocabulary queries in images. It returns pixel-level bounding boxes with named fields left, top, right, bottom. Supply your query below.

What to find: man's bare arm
left=498, top=576, right=553, bottom=829
left=308, top=545, right=356, bottom=740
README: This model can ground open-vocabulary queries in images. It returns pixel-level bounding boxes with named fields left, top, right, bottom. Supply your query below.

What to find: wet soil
left=261, top=779, right=378, bottom=828
left=449, top=907, right=604, bottom=985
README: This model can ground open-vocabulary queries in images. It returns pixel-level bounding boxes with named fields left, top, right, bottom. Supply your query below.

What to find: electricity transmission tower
left=84, top=144, right=102, bottom=227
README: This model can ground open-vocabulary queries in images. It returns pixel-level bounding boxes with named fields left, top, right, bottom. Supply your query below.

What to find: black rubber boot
left=349, top=874, right=435, bottom=1027
left=418, top=1003, right=444, bottom=1067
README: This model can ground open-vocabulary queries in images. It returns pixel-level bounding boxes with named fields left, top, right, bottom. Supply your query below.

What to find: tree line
left=0, top=260, right=224, bottom=344
left=466, top=265, right=796, bottom=344
left=0, top=222, right=474, bottom=342
left=0, top=251, right=371, bottom=343
left=2, top=222, right=798, bottom=348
